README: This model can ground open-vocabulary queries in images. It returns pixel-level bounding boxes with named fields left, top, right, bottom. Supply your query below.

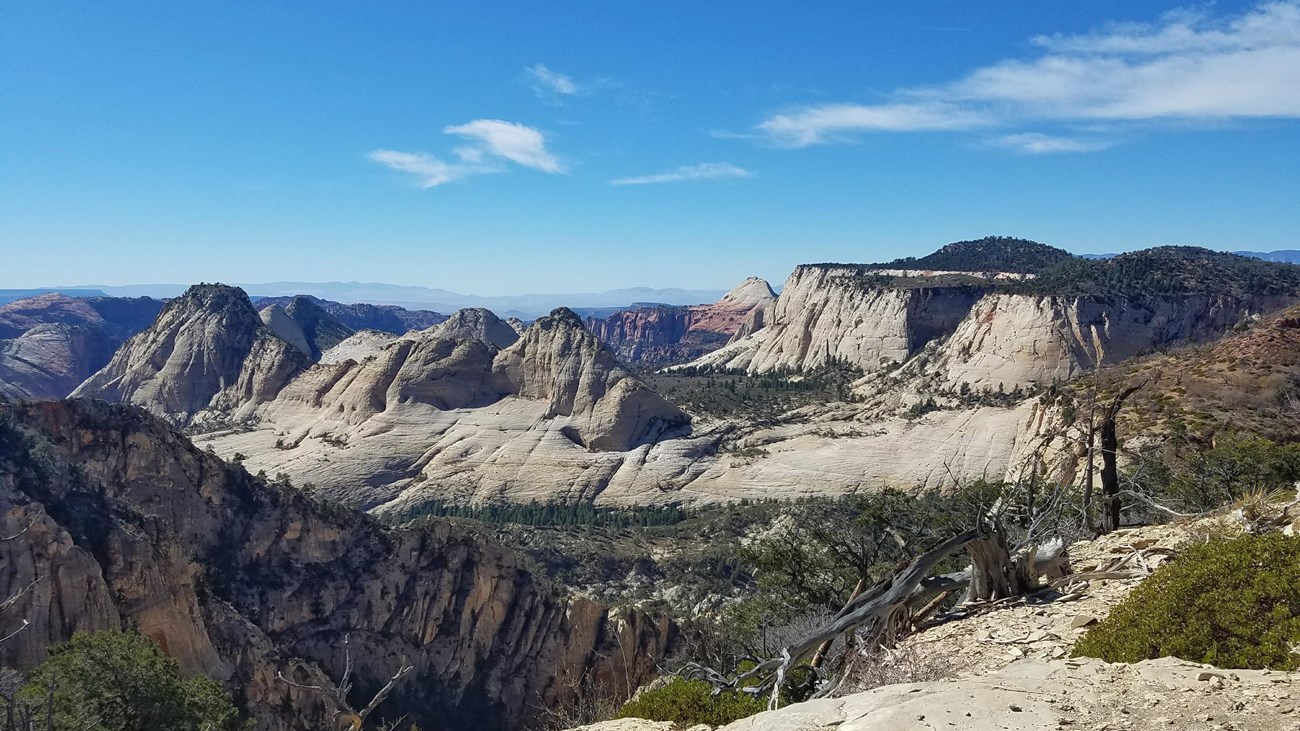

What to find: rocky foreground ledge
left=574, top=521, right=1300, bottom=731
left=574, top=656, right=1300, bottom=730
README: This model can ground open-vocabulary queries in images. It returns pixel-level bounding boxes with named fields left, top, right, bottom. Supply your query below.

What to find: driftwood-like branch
left=354, top=660, right=415, bottom=730
left=276, top=635, right=415, bottom=731
left=738, top=528, right=982, bottom=709
left=687, top=521, right=1076, bottom=709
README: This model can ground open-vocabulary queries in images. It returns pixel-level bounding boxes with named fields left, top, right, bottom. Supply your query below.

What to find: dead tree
left=1098, top=384, right=1144, bottom=534
left=277, top=634, right=415, bottom=731
left=680, top=513, right=1072, bottom=709
left=963, top=521, right=1033, bottom=601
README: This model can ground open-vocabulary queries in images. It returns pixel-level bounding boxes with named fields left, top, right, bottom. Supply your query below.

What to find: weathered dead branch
left=277, top=634, right=414, bottom=731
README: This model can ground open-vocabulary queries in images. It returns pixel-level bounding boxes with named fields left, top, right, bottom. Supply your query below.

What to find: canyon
left=41, top=241, right=1296, bottom=516
left=0, top=398, right=675, bottom=730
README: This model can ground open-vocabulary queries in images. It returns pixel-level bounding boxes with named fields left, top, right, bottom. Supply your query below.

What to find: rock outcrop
left=580, top=657, right=1298, bottom=731
left=922, top=292, right=1294, bottom=389
left=73, top=284, right=310, bottom=425
left=692, top=265, right=1293, bottom=389
left=586, top=278, right=776, bottom=368
left=494, top=308, right=688, bottom=450
left=430, top=307, right=520, bottom=349
left=0, top=324, right=116, bottom=400
left=0, top=293, right=163, bottom=341
left=259, top=296, right=354, bottom=361
left=0, top=399, right=677, bottom=731
left=255, top=294, right=447, bottom=335
left=0, top=294, right=164, bottom=399
left=69, top=245, right=1300, bottom=510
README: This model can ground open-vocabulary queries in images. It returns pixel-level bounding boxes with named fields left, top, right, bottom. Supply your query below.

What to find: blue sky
left=2, top=1, right=1298, bottom=294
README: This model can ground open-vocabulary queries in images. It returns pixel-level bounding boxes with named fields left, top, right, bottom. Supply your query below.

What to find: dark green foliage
left=616, top=678, right=766, bottom=726
left=1074, top=534, right=1300, bottom=669
left=726, top=484, right=1001, bottom=654
left=393, top=499, right=687, bottom=528
left=1015, top=246, right=1300, bottom=297
left=868, top=236, right=1075, bottom=274
left=816, top=241, right=1300, bottom=300
left=646, top=359, right=863, bottom=421
left=18, top=631, right=243, bottom=730
left=905, top=397, right=939, bottom=419
left=1124, top=435, right=1300, bottom=513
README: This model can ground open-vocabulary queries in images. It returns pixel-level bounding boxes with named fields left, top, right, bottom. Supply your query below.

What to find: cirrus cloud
left=752, top=1, right=1300, bottom=151
left=527, top=64, right=580, bottom=103
left=610, top=162, right=754, bottom=186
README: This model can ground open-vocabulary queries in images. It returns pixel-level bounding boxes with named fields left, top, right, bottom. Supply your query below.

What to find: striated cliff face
left=923, top=292, right=1297, bottom=389
left=73, top=284, right=311, bottom=425
left=0, top=293, right=162, bottom=341
left=693, top=266, right=1294, bottom=389
left=0, top=399, right=677, bottom=730
left=0, top=294, right=164, bottom=399
left=0, top=324, right=117, bottom=400
left=586, top=278, right=776, bottom=368
left=691, top=267, right=983, bottom=374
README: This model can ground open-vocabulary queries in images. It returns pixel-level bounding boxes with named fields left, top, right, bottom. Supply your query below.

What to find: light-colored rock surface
left=925, top=292, right=1295, bottom=389
left=693, top=266, right=1292, bottom=391
left=318, top=328, right=398, bottom=364
left=581, top=655, right=1300, bottom=731
left=430, top=306, right=520, bottom=349
left=702, top=656, right=1300, bottom=731
left=197, top=392, right=1041, bottom=511
left=572, top=717, right=702, bottom=723
left=78, top=271, right=1297, bottom=510
left=688, top=267, right=981, bottom=375
left=495, top=308, right=687, bottom=450
left=259, top=303, right=312, bottom=358
left=191, top=306, right=698, bottom=510
left=73, top=284, right=311, bottom=425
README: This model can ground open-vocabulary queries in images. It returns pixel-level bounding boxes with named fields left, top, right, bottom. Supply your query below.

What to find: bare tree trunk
left=965, top=522, right=1033, bottom=601
left=1099, top=417, right=1122, bottom=533
left=1098, top=384, right=1143, bottom=535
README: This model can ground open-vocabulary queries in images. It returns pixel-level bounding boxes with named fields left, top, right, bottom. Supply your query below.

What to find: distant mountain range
left=1080, top=250, right=1300, bottom=263
left=2, top=282, right=731, bottom=317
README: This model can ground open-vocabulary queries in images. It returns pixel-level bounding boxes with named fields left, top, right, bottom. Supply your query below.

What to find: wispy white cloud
left=444, top=119, right=565, bottom=173
left=370, top=119, right=563, bottom=188
left=610, top=162, right=755, bottom=186
left=367, top=150, right=485, bottom=188
left=757, top=103, right=992, bottom=147
left=752, top=1, right=1300, bottom=150
left=527, top=64, right=581, bottom=103
left=986, top=133, right=1116, bottom=154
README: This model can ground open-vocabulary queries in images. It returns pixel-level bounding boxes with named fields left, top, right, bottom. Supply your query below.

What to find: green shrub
left=1074, top=533, right=1300, bottom=669
left=19, top=630, right=243, bottom=730
left=616, top=677, right=766, bottom=726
